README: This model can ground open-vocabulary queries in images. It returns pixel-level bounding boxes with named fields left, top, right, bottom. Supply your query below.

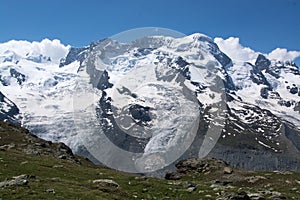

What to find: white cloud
left=214, top=37, right=300, bottom=64
left=214, top=37, right=258, bottom=63
left=267, top=48, right=300, bottom=62
left=0, top=39, right=70, bottom=64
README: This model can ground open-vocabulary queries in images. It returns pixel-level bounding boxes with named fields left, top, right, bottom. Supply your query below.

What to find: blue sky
left=1, top=0, right=300, bottom=64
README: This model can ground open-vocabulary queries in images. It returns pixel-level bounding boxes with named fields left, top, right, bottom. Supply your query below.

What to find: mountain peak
left=187, top=33, right=212, bottom=41
left=255, top=54, right=271, bottom=71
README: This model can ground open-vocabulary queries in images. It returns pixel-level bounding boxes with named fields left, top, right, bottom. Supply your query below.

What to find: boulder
left=0, top=174, right=29, bottom=188
left=223, top=167, right=233, bottom=174
left=92, top=179, right=119, bottom=188
left=165, top=172, right=182, bottom=180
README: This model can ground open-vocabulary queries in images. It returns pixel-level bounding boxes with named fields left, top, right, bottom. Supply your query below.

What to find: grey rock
left=220, top=191, right=251, bottom=200
left=52, top=165, right=64, bottom=168
left=165, top=172, right=182, bottom=180
left=0, top=175, right=29, bottom=188
left=45, top=189, right=55, bottom=193
left=269, top=195, right=287, bottom=200
left=248, top=193, right=265, bottom=200
left=182, top=181, right=197, bottom=188
left=223, top=166, right=233, bottom=174
left=0, top=143, right=15, bottom=151
left=142, top=188, right=148, bottom=193
left=58, top=155, right=67, bottom=159
left=245, top=176, right=267, bottom=183
left=92, top=179, right=119, bottom=188
left=187, top=187, right=196, bottom=192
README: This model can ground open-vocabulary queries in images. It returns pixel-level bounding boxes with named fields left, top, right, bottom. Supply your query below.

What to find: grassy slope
left=0, top=121, right=300, bottom=200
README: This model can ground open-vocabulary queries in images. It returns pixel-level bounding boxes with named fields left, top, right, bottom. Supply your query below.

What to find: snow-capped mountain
left=0, top=39, right=79, bottom=145
left=0, top=34, right=300, bottom=173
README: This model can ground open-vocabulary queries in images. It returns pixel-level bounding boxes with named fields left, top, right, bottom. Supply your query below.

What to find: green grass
left=0, top=149, right=217, bottom=199
left=0, top=121, right=300, bottom=199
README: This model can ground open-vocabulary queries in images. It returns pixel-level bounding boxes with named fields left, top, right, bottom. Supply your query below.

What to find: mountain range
left=0, top=34, right=300, bottom=174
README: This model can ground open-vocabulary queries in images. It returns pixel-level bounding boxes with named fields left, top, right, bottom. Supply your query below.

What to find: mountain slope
left=1, top=121, right=300, bottom=200
left=0, top=34, right=300, bottom=173
left=208, top=54, right=300, bottom=171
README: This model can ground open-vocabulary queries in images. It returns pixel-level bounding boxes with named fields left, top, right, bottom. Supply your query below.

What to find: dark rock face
left=0, top=75, right=9, bottom=86
left=284, top=124, right=300, bottom=152
left=260, top=87, right=270, bottom=99
left=198, top=36, right=236, bottom=91
left=290, top=86, right=298, bottom=94
left=10, top=68, right=26, bottom=85
left=0, top=92, right=20, bottom=124
left=175, top=56, right=189, bottom=69
left=209, top=143, right=300, bottom=171
left=26, top=54, right=51, bottom=63
left=134, top=48, right=155, bottom=57
left=0, top=68, right=26, bottom=86
left=278, top=100, right=293, bottom=107
left=208, top=118, right=300, bottom=171
left=250, top=64, right=271, bottom=88
left=285, top=61, right=300, bottom=75
left=129, top=104, right=151, bottom=123
left=198, top=36, right=232, bottom=68
left=254, top=55, right=283, bottom=98
left=96, top=70, right=113, bottom=90
left=249, top=54, right=300, bottom=100
left=98, top=91, right=150, bottom=153
left=255, top=54, right=271, bottom=71
left=266, top=63, right=281, bottom=78
left=59, top=46, right=89, bottom=67
left=205, top=98, right=300, bottom=171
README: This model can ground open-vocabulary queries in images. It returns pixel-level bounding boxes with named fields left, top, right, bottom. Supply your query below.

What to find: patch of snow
left=258, top=140, right=272, bottom=149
